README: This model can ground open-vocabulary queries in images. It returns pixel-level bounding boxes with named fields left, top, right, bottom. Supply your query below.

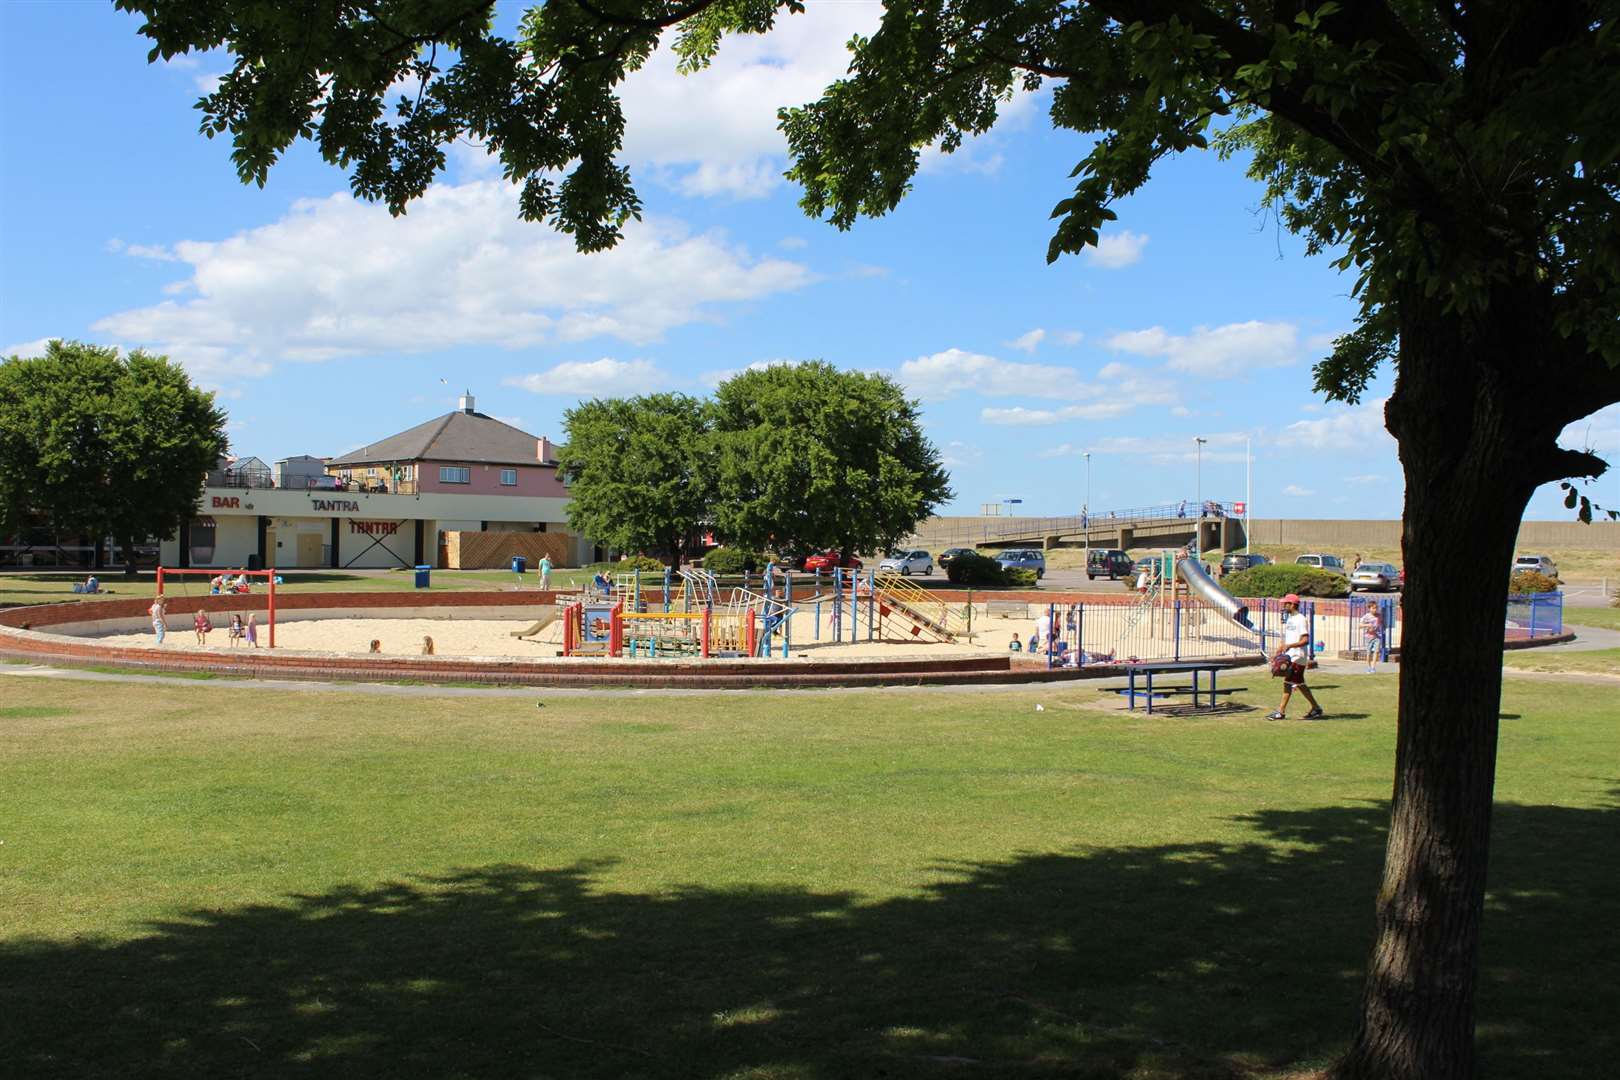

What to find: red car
left=802, top=550, right=863, bottom=573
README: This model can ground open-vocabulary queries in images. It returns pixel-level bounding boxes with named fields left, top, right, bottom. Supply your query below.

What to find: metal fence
left=914, top=499, right=1235, bottom=548
left=1505, top=591, right=1563, bottom=640
left=1031, top=593, right=1417, bottom=668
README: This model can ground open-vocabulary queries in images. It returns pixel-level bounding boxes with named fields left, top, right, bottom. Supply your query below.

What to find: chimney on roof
left=537, top=436, right=555, bottom=464
left=459, top=390, right=476, bottom=414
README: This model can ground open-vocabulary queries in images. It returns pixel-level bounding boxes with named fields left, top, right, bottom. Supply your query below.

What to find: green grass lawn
left=1504, top=646, right=1620, bottom=676
left=1564, top=605, right=1620, bottom=632
left=1, top=672, right=1615, bottom=1079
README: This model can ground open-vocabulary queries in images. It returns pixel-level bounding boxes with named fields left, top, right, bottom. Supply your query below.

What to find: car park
left=1512, top=554, right=1559, bottom=579
left=803, top=550, right=862, bottom=573
left=1220, top=553, right=1270, bottom=574
left=879, top=549, right=934, bottom=576
left=1086, top=548, right=1134, bottom=579
left=1349, top=562, right=1402, bottom=592
left=1295, top=553, right=1347, bottom=574
left=995, top=549, right=1046, bottom=579
left=937, top=547, right=974, bottom=571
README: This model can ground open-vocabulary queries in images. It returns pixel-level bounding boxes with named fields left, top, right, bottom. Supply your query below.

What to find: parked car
left=803, top=550, right=862, bottom=573
left=1220, top=553, right=1271, bottom=574
left=1295, top=553, right=1348, bottom=574
left=996, top=549, right=1046, bottom=579
left=937, top=547, right=974, bottom=572
left=879, top=549, right=933, bottom=576
left=1512, top=554, right=1559, bottom=579
left=1087, top=548, right=1133, bottom=580
left=1349, top=562, right=1402, bottom=592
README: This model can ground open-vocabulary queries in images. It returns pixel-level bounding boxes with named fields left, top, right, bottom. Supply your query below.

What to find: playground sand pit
left=89, top=610, right=1050, bottom=660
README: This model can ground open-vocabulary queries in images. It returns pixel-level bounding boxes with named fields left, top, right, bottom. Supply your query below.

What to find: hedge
left=1222, top=563, right=1349, bottom=599
left=1508, top=570, right=1559, bottom=595
left=702, top=546, right=766, bottom=573
left=944, top=552, right=1037, bottom=588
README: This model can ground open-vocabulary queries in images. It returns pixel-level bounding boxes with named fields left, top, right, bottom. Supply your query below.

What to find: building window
left=500, top=468, right=517, bottom=486
left=401, top=465, right=413, bottom=480
left=439, top=466, right=471, bottom=484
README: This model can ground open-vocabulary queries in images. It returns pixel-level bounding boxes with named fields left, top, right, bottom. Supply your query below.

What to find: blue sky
left=3, top=1, right=1615, bottom=521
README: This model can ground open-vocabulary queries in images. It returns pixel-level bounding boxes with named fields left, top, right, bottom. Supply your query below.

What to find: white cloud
left=1106, top=320, right=1300, bottom=378
left=778, top=236, right=809, bottom=250
left=1169, top=406, right=1192, bottom=417
left=1343, top=474, right=1384, bottom=485
left=91, top=181, right=812, bottom=380
left=1277, top=398, right=1391, bottom=452
left=940, top=440, right=983, bottom=468
left=980, top=403, right=1134, bottom=425
left=1006, top=328, right=1046, bottom=353
left=1087, top=432, right=1251, bottom=464
left=1085, top=229, right=1149, bottom=269
left=505, top=358, right=673, bottom=396
left=3, top=337, right=55, bottom=357
left=901, top=348, right=1098, bottom=402
left=698, top=358, right=798, bottom=388
left=1559, top=403, right=1620, bottom=453
left=1037, top=443, right=1082, bottom=459
left=1055, top=330, right=1084, bottom=346
left=614, top=4, right=882, bottom=199
left=1283, top=484, right=1316, bottom=497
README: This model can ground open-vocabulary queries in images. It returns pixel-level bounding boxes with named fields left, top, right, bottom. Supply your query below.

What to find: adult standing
left=539, top=553, right=552, bottom=592
left=1268, top=593, right=1324, bottom=720
left=148, top=596, right=167, bottom=645
left=1035, top=607, right=1053, bottom=654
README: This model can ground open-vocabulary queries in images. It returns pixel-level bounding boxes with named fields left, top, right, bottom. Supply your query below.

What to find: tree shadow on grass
left=2, top=800, right=1614, bottom=1079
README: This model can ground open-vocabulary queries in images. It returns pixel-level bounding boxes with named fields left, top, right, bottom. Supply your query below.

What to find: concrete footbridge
left=908, top=501, right=1249, bottom=553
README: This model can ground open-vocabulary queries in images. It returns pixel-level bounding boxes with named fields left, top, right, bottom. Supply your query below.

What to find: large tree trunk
left=1331, top=296, right=1605, bottom=1078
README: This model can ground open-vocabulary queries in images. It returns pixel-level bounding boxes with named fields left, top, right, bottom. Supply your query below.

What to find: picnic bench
left=1103, top=660, right=1246, bottom=714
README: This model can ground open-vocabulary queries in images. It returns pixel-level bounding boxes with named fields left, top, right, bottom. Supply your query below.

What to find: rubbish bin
left=247, top=553, right=262, bottom=571
left=414, top=565, right=432, bottom=588
left=511, top=556, right=527, bottom=575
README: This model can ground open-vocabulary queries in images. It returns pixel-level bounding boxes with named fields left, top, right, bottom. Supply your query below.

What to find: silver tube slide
left=1176, top=557, right=1256, bottom=631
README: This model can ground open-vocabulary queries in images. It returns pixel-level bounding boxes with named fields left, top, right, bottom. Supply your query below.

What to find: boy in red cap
left=1269, top=594, right=1324, bottom=720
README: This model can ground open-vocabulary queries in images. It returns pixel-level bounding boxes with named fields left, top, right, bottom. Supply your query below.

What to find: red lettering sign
left=211, top=496, right=241, bottom=509
left=348, top=520, right=401, bottom=536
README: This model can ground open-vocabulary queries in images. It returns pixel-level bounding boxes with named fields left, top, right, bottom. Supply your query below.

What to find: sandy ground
left=90, top=609, right=1072, bottom=660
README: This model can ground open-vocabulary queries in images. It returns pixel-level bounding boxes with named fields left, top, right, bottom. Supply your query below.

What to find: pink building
left=326, top=393, right=567, bottom=500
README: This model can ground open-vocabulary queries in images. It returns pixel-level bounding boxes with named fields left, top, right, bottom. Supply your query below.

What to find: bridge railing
left=911, top=500, right=1233, bottom=548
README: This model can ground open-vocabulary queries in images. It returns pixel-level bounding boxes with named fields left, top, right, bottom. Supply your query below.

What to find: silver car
left=1349, top=562, right=1401, bottom=592
left=879, top=549, right=933, bottom=576
left=1512, top=554, right=1559, bottom=579
left=995, top=549, right=1046, bottom=579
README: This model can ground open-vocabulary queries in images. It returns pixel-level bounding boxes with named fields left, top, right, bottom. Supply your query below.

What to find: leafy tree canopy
left=709, top=361, right=951, bottom=557
left=557, top=392, right=710, bottom=568
left=0, top=341, right=228, bottom=565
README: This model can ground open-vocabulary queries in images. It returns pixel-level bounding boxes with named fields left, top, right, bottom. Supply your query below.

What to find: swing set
left=155, top=567, right=278, bottom=648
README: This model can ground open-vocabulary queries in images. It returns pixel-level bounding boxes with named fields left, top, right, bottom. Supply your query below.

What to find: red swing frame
left=156, top=567, right=277, bottom=648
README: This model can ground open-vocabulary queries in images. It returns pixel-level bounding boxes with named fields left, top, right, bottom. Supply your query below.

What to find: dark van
left=1087, top=548, right=1133, bottom=580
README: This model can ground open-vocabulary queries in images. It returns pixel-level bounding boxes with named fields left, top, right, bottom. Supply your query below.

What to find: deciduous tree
left=0, top=341, right=227, bottom=573
left=557, top=392, right=710, bottom=568
left=709, top=361, right=951, bottom=559
left=116, top=2, right=1620, bottom=1073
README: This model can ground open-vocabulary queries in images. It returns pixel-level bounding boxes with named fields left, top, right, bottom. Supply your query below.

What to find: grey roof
left=328, top=411, right=549, bottom=468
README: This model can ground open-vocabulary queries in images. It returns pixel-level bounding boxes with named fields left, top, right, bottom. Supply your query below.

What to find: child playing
left=421, top=636, right=435, bottom=655
left=228, top=613, right=244, bottom=647
left=1008, top=632, right=1022, bottom=652
left=193, top=609, right=213, bottom=645
left=245, top=613, right=259, bottom=647
left=1360, top=604, right=1383, bottom=673
left=148, top=597, right=167, bottom=645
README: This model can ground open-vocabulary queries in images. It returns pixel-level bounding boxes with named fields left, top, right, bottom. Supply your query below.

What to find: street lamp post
left=1083, top=451, right=1092, bottom=568
left=1245, top=434, right=1252, bottom=557
left=1194, top=436, right=1208, bottom=558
